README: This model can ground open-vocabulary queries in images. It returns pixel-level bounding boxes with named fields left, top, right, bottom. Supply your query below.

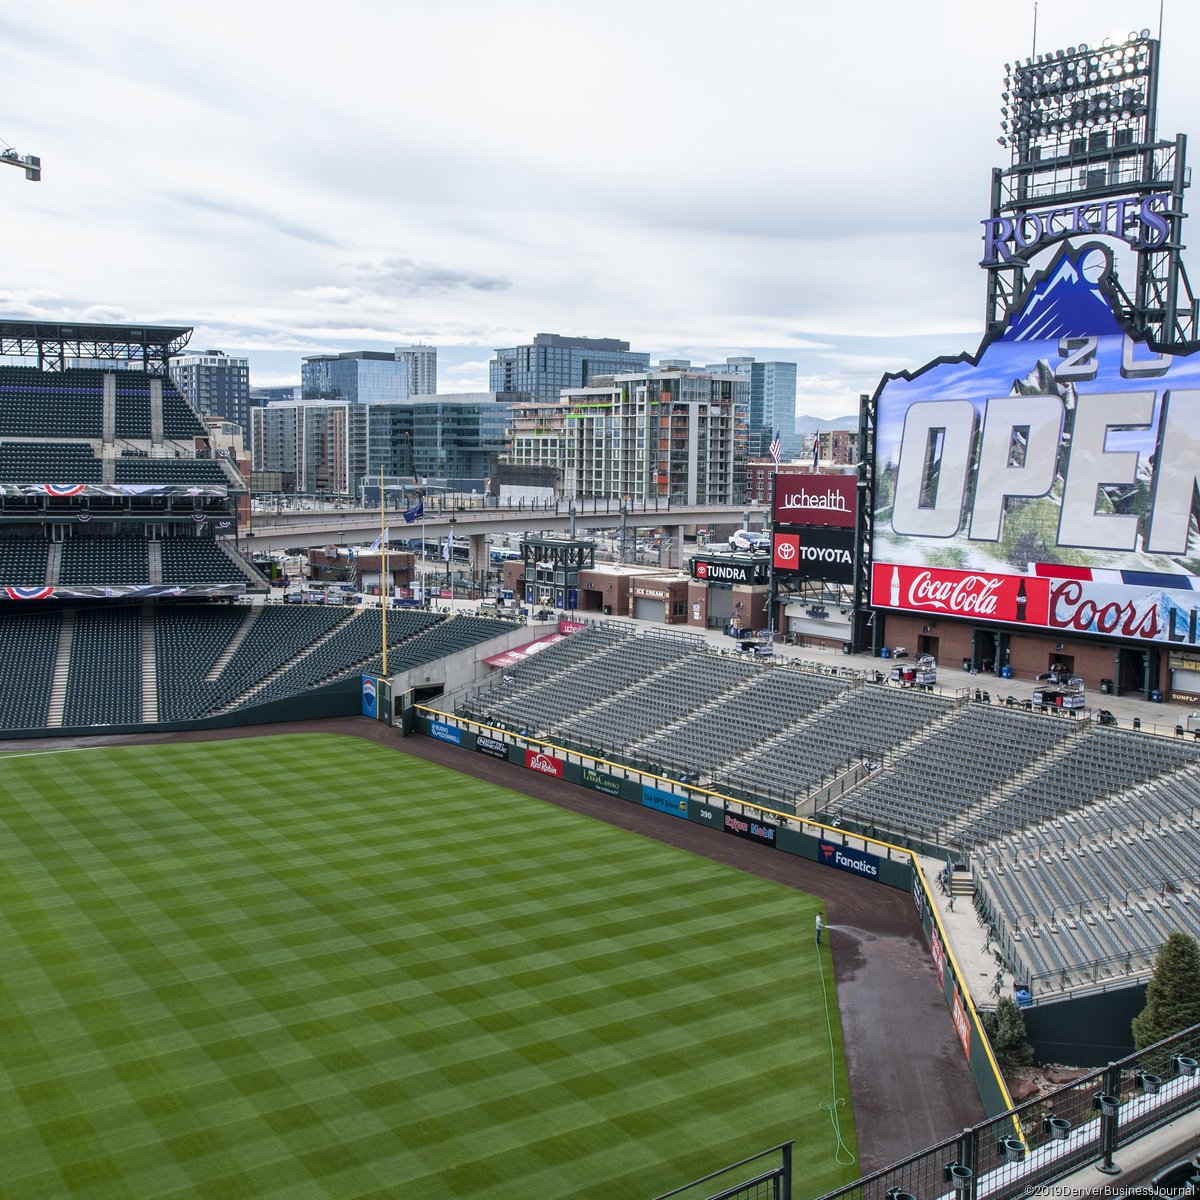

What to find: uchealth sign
left=773, top=528, right=855, bottom=584
left=524, top=748, right=563, bottom=777
left=773, top=473, right=857, bottom=528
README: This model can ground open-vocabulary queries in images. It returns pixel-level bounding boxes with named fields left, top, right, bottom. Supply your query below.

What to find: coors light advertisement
left=872, top=241, right=1200, bottom=646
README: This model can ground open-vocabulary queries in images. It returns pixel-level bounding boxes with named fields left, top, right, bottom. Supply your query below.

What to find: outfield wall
left=0, top=678, right=362, bottom=742
left=413, top=704, right=1015, bottom=1120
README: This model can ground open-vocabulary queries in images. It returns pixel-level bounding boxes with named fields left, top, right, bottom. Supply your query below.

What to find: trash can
left=880, top=646, right=891, bottom=659
left=843, top=642, right=853, bottom=655
left=962, top=657, right=972, bottom=672
left=1100, top=679, right=1111, bottom=695
left=1151, top=689, right=1163, bottom=703
left=1001, top=664, right=1013, bottom=679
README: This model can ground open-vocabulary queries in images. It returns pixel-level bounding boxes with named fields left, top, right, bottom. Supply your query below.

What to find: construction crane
left=0, top=140, right=40, bottom=181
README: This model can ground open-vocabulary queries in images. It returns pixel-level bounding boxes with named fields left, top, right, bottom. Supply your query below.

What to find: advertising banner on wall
left=773, top=474, right=857, bottom=528
left=773, top=528, right=856, bottom=584
left=690, top=557, right=770, bottom=585
left=872, top=242, right=1200, bottom=647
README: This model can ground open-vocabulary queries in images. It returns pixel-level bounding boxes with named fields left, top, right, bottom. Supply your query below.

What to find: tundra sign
left=872, top=242, right=1200, bottom=646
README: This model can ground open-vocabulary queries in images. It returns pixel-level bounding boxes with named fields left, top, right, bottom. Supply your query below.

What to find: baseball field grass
left=0, top=734, right=856, bottom=1198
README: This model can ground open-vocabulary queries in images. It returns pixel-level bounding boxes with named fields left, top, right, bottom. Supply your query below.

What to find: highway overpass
left=239, top=496, right=765, bottom=563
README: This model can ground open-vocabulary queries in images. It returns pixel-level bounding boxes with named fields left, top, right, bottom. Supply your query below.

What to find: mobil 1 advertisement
left=871, top=240, right=1200, bottom=648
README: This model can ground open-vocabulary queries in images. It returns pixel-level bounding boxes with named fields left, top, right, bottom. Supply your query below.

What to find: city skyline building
left=394, top=344, right=437, bottom=397
left=509, top=367, right=748, bottom=504
left=700, top=356, right=797, bottom=459
left=169, top=349, right=251, bottom=440
left=301, top=350, right=411, bottom=405
left=489, top=333, right=650, bottom=404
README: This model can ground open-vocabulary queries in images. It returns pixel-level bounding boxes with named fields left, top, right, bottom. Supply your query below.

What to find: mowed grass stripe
left=0, top=734, right=855, bottom=1199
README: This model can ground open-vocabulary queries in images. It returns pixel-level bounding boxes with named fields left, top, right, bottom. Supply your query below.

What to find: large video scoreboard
left=870, top=243, right=1200, bottom=648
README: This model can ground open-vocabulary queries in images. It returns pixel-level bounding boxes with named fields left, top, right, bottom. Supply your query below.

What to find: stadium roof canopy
left=0, top=319, right=193, bottom=373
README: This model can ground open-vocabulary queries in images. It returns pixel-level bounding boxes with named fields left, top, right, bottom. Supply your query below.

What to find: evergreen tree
left=981, top=996, right=1034, bottom=1072
left=1133, top=932, right=1200, bottom=1050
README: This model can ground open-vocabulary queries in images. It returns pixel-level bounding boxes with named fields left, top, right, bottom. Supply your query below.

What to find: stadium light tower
left=0, top=142, right=40, bottom=182
left=984, top=30, right=1196, bottom=344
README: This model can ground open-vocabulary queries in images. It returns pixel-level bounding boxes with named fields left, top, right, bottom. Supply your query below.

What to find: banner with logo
left=581, top=764, right=622, bottom=796
left=817, top=839, right=880, bottom=880
left=429, top=720, right=462, bottom=746
left=773, top=473, right=857, bottom=528
left=872, top=240, right=1200, bottom=647
left=475, top=733, right=509, bottom=760
left=773, top=528, right=855, bottom=584
left=525, top=748, right=563, bottom=778
left=690, top=556, right=769, bottom=585
left=361, top=675, right=378, bottom=719
left=641, top=784, right=688, bottom=819
left=723, top=811, right=777, bottom=847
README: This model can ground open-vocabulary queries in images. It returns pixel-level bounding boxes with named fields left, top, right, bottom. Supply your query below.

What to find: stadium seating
left=60, top=536, right=151, bottom=585
left=160, top=538, right=252, bottom=584
left=0, top=366, right=104, bottom=437
left=0, top=440, right=103, bottom=482
left=0, top=608, right=60, bottom=729
left=63, top=606, right=142, bottom=726
left=160, top=379, right=207, bottom=438
left=115, top=457, right=230, bottom=485
left=0, top=536, right=50, bottom=585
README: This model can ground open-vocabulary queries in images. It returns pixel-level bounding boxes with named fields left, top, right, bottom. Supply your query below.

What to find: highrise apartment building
left=510, top=367, right=748, bottom=504
left=394, top=344, right=437, bottom=397
left=489, top=333, right=650, bottom=404
left=702, top=357, right=797, bottom=459
left=170, top=350, right=251, bottom=436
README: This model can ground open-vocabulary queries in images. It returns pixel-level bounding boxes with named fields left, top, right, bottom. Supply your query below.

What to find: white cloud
left=0, top=0, right=1193, bottom=406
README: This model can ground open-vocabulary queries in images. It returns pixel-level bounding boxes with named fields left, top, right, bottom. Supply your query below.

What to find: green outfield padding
left=0, top=735, right=856, bottom=1199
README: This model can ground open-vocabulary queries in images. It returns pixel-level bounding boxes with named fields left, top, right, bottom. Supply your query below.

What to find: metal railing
left=813, top=1024, right=1200, bottom=1200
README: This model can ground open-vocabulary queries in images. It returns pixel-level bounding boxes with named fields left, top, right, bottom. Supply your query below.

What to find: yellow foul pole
left=380, top=466, right=388, bottom=678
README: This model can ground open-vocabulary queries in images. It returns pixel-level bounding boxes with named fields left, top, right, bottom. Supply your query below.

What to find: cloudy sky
left=1, top=0, right=1196, bottom=423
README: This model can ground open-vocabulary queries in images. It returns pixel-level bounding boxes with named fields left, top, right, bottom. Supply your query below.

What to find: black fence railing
left=813, top=1023, right=1200, bottom=1200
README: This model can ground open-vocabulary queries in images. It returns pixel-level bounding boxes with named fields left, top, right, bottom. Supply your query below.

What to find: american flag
left=769, top=430, right=782, bottom=467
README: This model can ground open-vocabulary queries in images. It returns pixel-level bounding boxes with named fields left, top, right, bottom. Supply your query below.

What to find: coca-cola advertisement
left=524, top=748, right=563, bottom=778
left=773, top=473, right=856, bottom=528
left=871, top=563, right=1049, bottom=626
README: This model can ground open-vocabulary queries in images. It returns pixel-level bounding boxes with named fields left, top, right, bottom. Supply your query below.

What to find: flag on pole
left=369, top=527, right=390, bottom=551
left=769, top=430, right=782, bottom=467
left=811, top=437, right=820, bottom=471
left=442, top=534, right=452, bottom=562
left=403, top=498, right=424, bottom=524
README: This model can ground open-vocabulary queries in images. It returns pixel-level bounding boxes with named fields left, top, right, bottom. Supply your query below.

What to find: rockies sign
left=772, top=528, right=856, bottom=584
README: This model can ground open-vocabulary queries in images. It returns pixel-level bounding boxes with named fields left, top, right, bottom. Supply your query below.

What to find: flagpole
left=380, top=465, right=388, bottom=678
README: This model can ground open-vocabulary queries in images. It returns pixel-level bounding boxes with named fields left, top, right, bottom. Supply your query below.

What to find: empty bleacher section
left=973, top=753, right=1200, bottom=996
left=154, top=606, right=253, bottom=723
left=0, top=609, right=60, bottom=729
left=0, top=440, right=102, bottom=481
left=60, top=536, right=150, bottom=585
left=115, top=457, right=230, bottom=485
left=160, top=378, right=206, bottom=438
left=0, top=535, right=50, bottom=584
left=63, top=607, right=142, bottom=726
left=0, top=366, right=104, bottom=437
left=160, top=538, right=252, bottom=584
left=113, top=374, right=151, bottom=437
left=824, top=704, right=1079, bottom=845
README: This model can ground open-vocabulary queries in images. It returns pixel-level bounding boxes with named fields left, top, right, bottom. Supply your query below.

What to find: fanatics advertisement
left=773, top=473, right=857, bottom=528
left=817, top=839, right=880, bottom=879
left=773, top=528, right=856, bottom=585
left=872, top=242, right=1200, bottom=647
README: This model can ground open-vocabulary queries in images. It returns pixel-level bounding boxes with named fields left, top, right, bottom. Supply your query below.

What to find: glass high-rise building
left=489, top=333, right=650, bottom=404
left=703, top=357, right=797, bottom=459
left=301, top=351, right=410, bottom=404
